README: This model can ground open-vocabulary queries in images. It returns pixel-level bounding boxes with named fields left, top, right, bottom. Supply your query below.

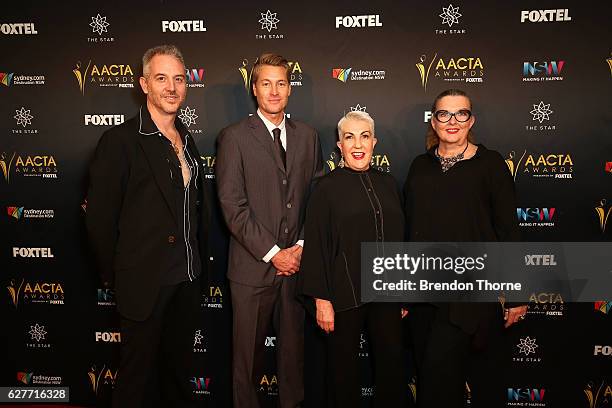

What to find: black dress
left=298, top=166, right=408, bottom=407
left=403, top=144, right=520, bottom=408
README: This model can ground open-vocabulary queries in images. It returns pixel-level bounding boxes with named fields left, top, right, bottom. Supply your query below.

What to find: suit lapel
left=248, top=115, right=285, bottom=174
left=138, top=134, right=178, bottom=224
left=285, top=119, right=297, bottom=175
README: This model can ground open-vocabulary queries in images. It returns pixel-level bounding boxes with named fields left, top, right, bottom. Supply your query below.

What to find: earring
left=338, top=156, right=345, bottom=168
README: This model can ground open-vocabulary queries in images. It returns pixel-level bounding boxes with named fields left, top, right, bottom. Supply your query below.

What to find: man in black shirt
left=86, top=45, right=210, bottom=407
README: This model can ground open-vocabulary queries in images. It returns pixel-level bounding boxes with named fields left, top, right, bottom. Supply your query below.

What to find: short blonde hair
left=337, top=111, right=375, bottom=140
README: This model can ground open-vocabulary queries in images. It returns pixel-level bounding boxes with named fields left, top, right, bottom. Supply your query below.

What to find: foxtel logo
left=335, top=15, right=382, bottom=28
left=84, top=114, right=124, bottom=126
left=162, top=20, right=206, bottom=32
left=0, top=23, right=37, bottom=35
left=12, top=247, right=54, bottom=258
left=520, top=9, right=571, bottom=23
left=95, top=332, right=121, bottom=342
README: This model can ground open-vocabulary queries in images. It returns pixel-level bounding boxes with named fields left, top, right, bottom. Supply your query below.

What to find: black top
left=141, top=107, right=202, bottom=285
left=298, top=167, right=405, bottom=312
left=403, top=144, right=520, bottom=242
left=403, top=144, right=521, bottom=332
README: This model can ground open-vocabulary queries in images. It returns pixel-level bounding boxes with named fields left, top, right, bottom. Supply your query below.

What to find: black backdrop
left=2, top=1, right=611, bottom=407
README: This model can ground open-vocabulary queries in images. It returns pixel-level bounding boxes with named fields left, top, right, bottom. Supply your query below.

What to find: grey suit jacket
left=216, top=114, right=323, bottom=287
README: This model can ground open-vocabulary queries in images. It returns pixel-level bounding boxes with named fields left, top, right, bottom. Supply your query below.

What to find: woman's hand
left=315, top=298, right=335, bottom=333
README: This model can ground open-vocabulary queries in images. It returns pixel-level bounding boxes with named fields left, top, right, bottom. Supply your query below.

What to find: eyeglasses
left=434, top=110, right=472, bottom=123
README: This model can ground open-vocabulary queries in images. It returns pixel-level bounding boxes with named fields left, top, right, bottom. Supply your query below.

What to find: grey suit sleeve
left=216, top=128, right=278, bottom=260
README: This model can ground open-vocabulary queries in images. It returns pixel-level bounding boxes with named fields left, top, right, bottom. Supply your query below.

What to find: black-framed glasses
left=434, top=109, right=472, bottom=123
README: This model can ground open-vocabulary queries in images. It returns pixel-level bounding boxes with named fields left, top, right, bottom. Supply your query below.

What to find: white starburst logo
left=359, top=333, right=366, bottom=349
left=440, top=4, right=462, bottom=27
left=90, top=14, right=110, bottom=36
left=530, top=101, right=553, bottom=123
left=29, top=323, right=47, bottom=342
left=14, top=107, right=33, bottom=128
left=179, top=106, right=198, bottom=128
left=516, top=336, right=538, bottom=356
left=193, top=330, right=204, bottom=347
left=350, top=104, right=367, bottom=112
left=259, top=10, right=279, bottom=32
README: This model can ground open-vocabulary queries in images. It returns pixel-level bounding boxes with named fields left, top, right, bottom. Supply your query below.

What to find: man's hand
left=272, top=248, right=300, bottom=276
left=315, top=298, right=335, bottom=333
left=504, top=305, right=528, bottom=328
left=288, top=244, right=303, bottom=264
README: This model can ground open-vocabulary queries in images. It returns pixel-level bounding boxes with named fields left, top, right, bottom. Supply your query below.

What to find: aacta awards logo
left=584, top=381, right=611, bottom=408
left=201, top=285, right=223, bottom=309
left=416, top=53, right=484, bottom=91
left=505, top=150, right=573, bottom=181
left=73, top=60, right=135, bottom=95
left=200, top=154, right=216, bottom=180
left=594, top=199, right=611, bottom=233
left=7, top=278, right=65, bottom=307
left=0, top=152, right=58, bottom=182
left=528, top=292, right=564, bottom=317
left=259, top=374, right=279, bottom=396
left=88, top=365, right=117, bottom=395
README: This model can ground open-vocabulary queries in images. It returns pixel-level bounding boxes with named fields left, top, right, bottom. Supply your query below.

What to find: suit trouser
left=327, top=303, right=408, bottom=408
left=112, top=279, right=202, bottom=408
left=230, top=275, right=304, bottom=408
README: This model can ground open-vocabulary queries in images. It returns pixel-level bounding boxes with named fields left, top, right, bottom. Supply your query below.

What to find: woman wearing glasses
left=403, top=89, right=527, bottom=407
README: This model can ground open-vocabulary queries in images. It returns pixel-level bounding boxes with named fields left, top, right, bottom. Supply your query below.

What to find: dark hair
left=426, top=89, right=475, bottom=149
left=251, top=53, right=291, bottom=85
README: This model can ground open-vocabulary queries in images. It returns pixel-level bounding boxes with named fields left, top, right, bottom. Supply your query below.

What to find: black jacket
left=86, top=106, right=211, bottom=321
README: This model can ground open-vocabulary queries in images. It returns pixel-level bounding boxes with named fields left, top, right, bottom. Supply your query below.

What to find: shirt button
left=284, top=228, right=289, bottom=233
left=282, top=179, right=287, bottom=185
left=286, top=203, right=292, bottom=209
left=378, top=236, right=382, bottom=240
left=168, top=235, right=176, bottom=243
left=376, top=210, right=380, bottom=214
left=368, top=188, right=372, bottom=192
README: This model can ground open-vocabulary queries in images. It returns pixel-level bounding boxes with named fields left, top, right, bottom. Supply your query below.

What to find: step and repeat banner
left=1, top=1, right=611, bottom=407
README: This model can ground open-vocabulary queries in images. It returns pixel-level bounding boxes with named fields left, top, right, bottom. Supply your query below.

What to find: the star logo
left=350, top=104, right=367, bottom=112
left=29, top=323, right=47, bottom=342
left=193, top=329, right=204, bottom=347
left=359, top=333, right=366, bottom=349
left=90, top=14, right=110, bottom=36
left=530, top=101, right=553, bottom=123
left=440, top=4, right=462, bottom=27
left=259, top=10, right=279, bottom=32
left=516, top=336, right=538, bottom=356
left=14, top=107, right=33, bottom=128
left=179, top=106, right=198, bottom=128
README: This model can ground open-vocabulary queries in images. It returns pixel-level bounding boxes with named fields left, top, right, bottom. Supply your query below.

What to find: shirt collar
left=257, top=109, right=285, bottom=135
left=138, top=105, right=190, bottom=139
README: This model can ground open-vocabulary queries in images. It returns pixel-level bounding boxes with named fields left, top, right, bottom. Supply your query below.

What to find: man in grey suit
left=216, top=53, right=323, bottom=407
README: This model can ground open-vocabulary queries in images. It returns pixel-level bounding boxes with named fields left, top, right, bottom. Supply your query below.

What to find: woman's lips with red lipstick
left=351, top=152, right=365, bottom=160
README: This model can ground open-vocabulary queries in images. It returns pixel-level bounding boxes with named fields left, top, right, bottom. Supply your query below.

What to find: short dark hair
left=251, top=53, right=290, bottom=85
